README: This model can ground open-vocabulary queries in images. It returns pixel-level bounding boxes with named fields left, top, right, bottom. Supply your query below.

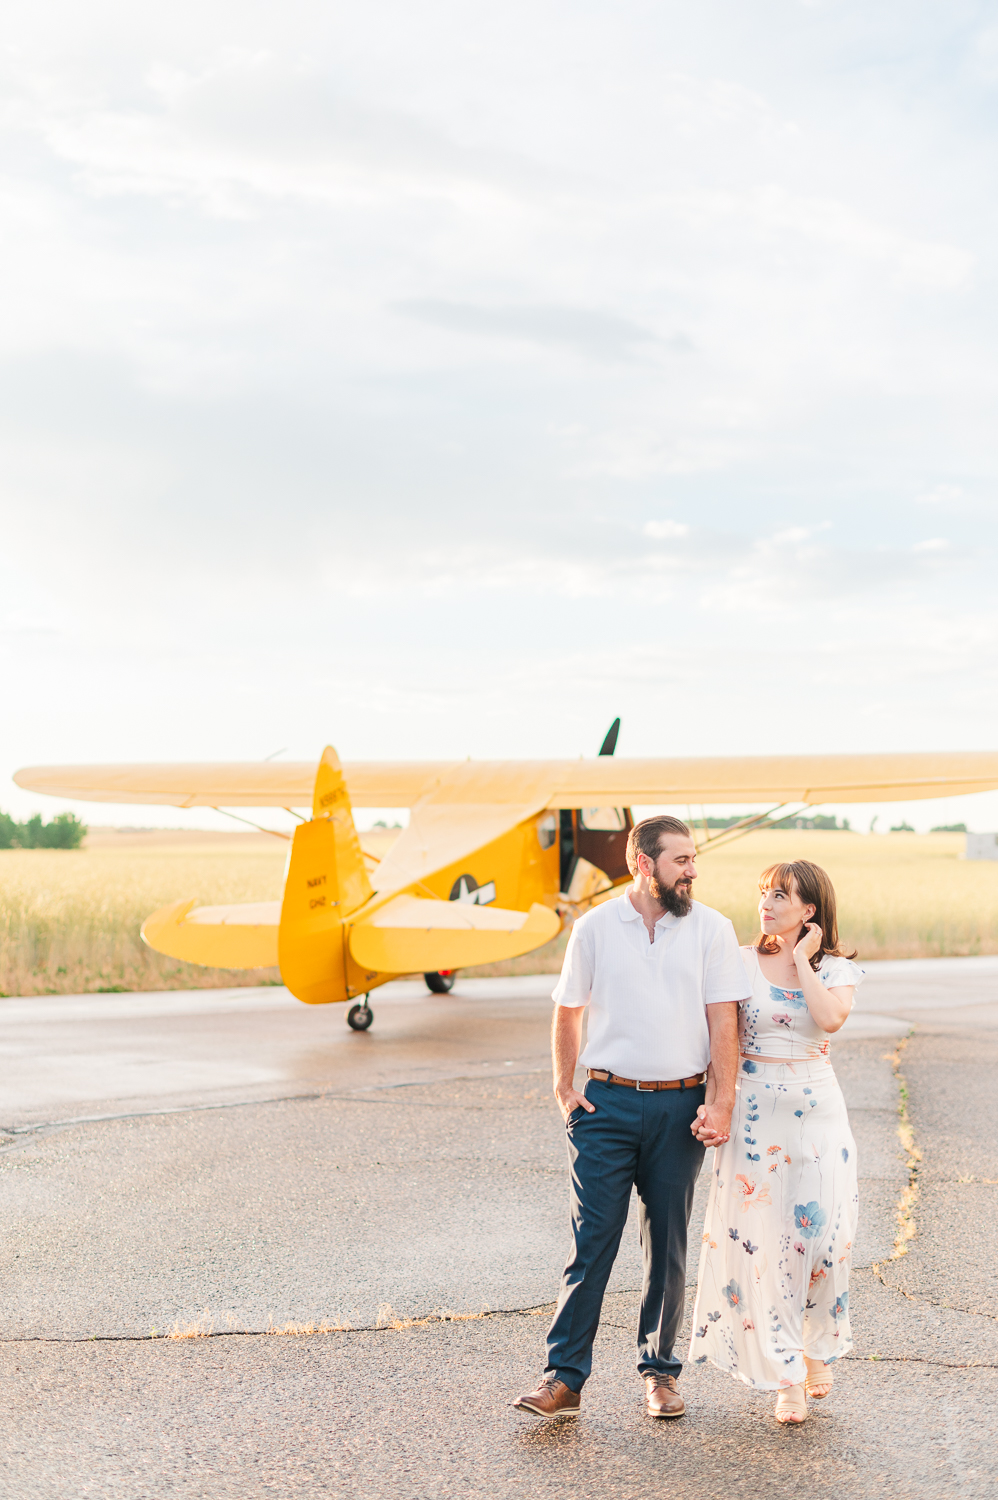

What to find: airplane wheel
left=424, top=971, right=456, bottom=994
left=347, top=1003, right=374, bottom=1031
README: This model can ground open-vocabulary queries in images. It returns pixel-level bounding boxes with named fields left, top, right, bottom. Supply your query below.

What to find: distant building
left=966, top=833, right=998, bottom=861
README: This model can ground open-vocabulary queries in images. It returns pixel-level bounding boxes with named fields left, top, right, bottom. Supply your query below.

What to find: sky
left=2, top=0, right=998, bottom=834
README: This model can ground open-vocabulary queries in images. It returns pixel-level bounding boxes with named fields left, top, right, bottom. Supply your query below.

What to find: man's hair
left=625, top=815, right=692, bottom=875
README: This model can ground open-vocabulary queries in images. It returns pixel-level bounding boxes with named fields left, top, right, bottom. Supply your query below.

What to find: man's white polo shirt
left=551, top=890, right=749, bottom=1081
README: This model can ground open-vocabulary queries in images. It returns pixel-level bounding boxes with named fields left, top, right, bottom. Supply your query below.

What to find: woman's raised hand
left=792, top=922, right=822, bottom=965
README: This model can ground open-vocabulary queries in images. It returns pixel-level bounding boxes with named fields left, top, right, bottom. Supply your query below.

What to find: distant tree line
left=0, top=810, right=87, bottom=849
left=700, top=813, right=851, bottom=831
left=890, top=822, right=967, bottom=833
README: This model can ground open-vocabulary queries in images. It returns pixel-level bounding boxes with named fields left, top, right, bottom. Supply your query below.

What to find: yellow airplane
left=15, top=732, right=998, bottom=1030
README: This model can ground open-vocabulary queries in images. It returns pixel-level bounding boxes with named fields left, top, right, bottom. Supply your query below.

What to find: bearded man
left=513, top=814, right=745, bottom=1422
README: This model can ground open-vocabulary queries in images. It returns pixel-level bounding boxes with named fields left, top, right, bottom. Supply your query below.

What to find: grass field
left=1, top=828, right=995, bottom=996
left=0, top=831, right=288, bottom=996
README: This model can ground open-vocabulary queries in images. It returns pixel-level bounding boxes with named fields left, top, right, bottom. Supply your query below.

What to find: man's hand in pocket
left=555, top=1087, right=596, bottom=1123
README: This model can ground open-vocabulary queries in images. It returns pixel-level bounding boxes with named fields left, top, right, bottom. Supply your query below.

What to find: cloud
left=643, top=519, right=691, bottom=540
left=916, top=484, right=963, bottom=507
left=394, top=299, right=681, bottom=361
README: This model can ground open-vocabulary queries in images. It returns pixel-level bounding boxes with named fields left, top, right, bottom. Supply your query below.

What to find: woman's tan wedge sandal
left=804, top=1357, right=834, bottom=1400
left=774, top=1384, right=808, bottom=1424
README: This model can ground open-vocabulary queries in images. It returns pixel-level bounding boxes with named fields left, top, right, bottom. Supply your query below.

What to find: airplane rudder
left=279, top=818, right=348, bottom=1003
left=311, top=744, right=373, bottom=915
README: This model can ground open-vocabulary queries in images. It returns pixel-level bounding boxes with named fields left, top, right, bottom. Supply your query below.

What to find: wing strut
left=210, top=807, right=291, bottom=841
left=690, top=804, right=814, bottom=853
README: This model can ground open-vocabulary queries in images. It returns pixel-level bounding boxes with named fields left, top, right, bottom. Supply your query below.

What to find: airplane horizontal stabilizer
left=141, top=899, right=279, bottom=969
left=348, top=896, right=561, bottom=973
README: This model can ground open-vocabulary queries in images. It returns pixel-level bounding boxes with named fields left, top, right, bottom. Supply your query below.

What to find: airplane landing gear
left=424, top=971, right=456, bottom=994
left=347, top=996, right=374, bottom=1030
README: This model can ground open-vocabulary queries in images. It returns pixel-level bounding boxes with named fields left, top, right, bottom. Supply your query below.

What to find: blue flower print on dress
left=768, top=983, right=806, bottom=1011
left=742, top=1240, right=758, bottom=1255
left=742, top=1060, right=758, bottom=1074
left=722, top=1280, right=745, bottom=1309
left=841, top=1148, right=849, bottom=1162
left=794, top=1202, right=828, bottom=1239
left=831, top=1293, right=848, bottom=1321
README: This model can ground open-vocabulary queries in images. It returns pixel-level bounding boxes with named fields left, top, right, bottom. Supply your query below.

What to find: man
left=513, top=814, right=745, bottom=1421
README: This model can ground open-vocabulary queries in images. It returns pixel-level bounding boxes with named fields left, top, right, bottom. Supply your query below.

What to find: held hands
left=556, top=1086, right=596, bottom=1123
left=792, top=921, right=823, bottom=967
left=690, top=1102, right=731, bottom=1146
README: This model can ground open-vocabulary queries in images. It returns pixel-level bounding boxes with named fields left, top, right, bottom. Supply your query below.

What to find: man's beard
left=650, top=876, right=693, bottom=917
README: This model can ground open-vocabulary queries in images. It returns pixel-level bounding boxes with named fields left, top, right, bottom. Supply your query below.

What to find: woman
left=689, top=859, right=863, bottom=1424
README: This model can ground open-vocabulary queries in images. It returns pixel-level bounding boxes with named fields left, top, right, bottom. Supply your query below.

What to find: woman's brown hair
left=755, top=859, right=857, bottom=970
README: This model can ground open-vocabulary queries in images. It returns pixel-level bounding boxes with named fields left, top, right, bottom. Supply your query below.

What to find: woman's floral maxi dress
left=689, top=948, right=864, bottom=1389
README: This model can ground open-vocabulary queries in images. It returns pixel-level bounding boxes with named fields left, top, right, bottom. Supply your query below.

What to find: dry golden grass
left=150, top=1305, right=491, bottom=1341
left=691, top=829, right=998, bottom=960
left=0, top=833, right=287, bottom=996
left=2, top=828, right=995, bottom=996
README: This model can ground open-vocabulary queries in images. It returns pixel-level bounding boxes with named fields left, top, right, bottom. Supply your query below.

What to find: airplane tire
left=424, top=971, right=456, bottom=994
left=347, top=1003, right=374, bottom=1031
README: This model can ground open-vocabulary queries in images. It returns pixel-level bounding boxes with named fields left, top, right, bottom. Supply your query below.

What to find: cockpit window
left=536, top=812, right=558, bottom=849
left=579, top=807, right=626, bottom=831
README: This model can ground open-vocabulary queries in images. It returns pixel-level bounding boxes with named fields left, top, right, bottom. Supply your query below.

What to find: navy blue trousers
left=545, top=1077, right=706, bottom=1392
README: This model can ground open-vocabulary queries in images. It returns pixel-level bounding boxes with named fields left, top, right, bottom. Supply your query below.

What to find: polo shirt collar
left=619, top=890, right=641, bottom=920
left=619, top=890, right=677, bottom=927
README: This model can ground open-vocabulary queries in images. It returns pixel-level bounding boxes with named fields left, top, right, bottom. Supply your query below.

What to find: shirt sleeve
left=551, top=917, right=593, bottom=1008
left=820, top=956, right=865, bottom=989
left=704, top=918, right=753, bottom=1005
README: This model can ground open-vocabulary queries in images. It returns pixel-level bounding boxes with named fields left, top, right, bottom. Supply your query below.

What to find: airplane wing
left=16, top=750, right=998, bottom=809
left=11, top=761, right=445, bottom=807
left=348, top=895, right=560, bottom=973
left=537, top=751, right=998, bottom=805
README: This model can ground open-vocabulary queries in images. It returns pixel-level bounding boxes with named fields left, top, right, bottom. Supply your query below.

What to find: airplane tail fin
left=278, top=746, right=374, bottom=1004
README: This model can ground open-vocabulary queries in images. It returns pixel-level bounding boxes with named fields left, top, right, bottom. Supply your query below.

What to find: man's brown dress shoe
left=512, top=1374, right=581, bottom=1420
left=644, top=1373, right=685, bottom=1418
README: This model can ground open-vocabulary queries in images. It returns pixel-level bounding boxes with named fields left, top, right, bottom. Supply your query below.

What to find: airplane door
left=559, top=805, right=633, bottom=893
left=575, top=806, right=633, bottom=883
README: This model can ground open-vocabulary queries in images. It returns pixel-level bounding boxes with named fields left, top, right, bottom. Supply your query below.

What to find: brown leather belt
left=587, top=1068, right=706, bottom=1092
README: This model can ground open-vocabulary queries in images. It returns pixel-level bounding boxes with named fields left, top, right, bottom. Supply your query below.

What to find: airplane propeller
left=598, top=717, right=620, bottom=757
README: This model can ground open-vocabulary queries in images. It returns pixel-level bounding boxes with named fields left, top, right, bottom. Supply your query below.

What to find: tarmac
left=1, top=958, right=997, bottom=1498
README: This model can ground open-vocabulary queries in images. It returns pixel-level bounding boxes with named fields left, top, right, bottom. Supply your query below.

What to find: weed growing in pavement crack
left=873, top=1033, right=921, bottom=1280
left=266, top=1315, right=355, bottom=1335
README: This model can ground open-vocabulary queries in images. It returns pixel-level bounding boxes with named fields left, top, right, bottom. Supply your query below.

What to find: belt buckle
left=635, top=1079, right=655, bottom=1091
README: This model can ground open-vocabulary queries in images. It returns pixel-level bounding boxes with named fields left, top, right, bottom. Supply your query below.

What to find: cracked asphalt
left=1, top=962, right=996, bottom=1498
